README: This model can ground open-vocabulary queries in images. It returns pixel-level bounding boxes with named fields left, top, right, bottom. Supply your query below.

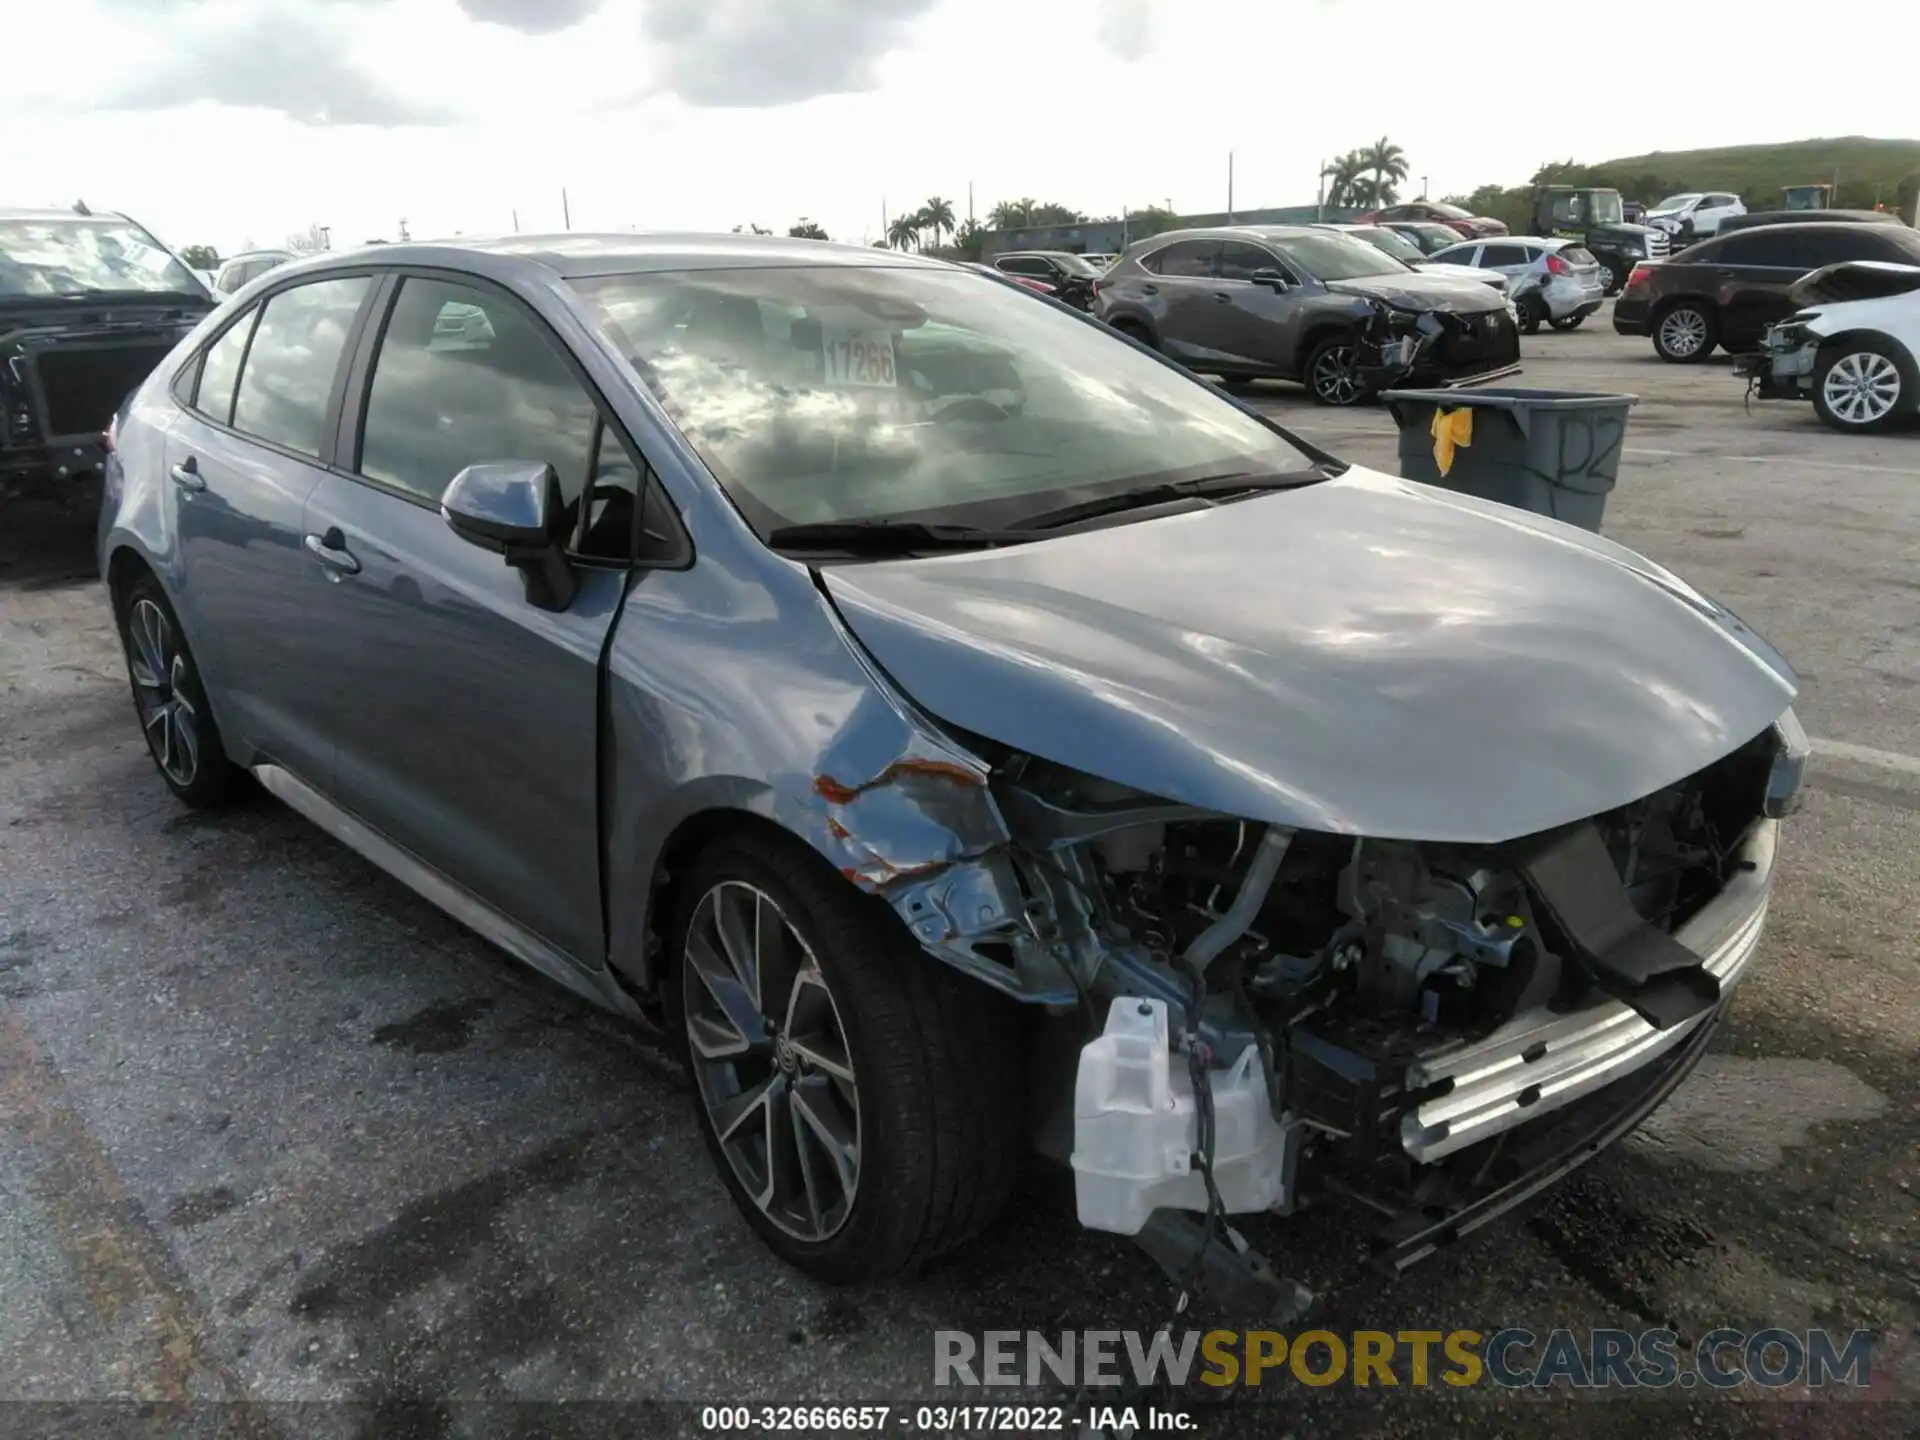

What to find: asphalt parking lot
left=1, top=309, right=1916, bottom=1439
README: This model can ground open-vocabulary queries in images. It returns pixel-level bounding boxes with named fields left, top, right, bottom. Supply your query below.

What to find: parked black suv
left=2, top=207, right=213, bottom=504
left=1615, top=221, right=1920, bottom=362
left=1092, top=226, right=1519, bottom=405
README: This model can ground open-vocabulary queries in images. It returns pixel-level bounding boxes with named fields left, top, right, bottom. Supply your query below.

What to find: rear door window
left=995, top=256, right=1050, bottom=277
left=1153, top=241, right=1221, bottom=278
left=1722, top=230, right=1819, bottom=268
left=230, top=275, right=370, bottom=457
left=1480, top=244, right=1529, bottom=267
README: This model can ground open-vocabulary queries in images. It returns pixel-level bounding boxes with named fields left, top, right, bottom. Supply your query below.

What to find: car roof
left=1130, top=225, right=1341, bottom=247
left=270, top=231, right=953, bottom=281
left=0, top=206, right=133, bottom=222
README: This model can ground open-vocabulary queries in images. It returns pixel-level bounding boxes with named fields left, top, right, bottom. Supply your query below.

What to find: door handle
left=303, top=528, right=361, bottom=576
left=169, top=458, right=206, bottom=493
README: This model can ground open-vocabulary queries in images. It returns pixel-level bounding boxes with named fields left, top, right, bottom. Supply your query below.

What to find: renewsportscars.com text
left=934, top=1327, right=1875, bottom=1391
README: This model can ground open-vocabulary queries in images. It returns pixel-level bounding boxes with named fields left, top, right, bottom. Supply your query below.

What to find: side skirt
left=251, top=763, right=642, bottom=1021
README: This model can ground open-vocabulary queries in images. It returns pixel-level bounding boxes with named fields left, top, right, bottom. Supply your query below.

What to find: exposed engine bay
left=887, top=714, right=1803, bottom=1275
left=1356, top=298, right=1521, bottom=389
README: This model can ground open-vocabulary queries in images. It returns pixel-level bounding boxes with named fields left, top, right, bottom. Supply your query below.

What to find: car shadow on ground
left=0, top=489, right=101, bottom=593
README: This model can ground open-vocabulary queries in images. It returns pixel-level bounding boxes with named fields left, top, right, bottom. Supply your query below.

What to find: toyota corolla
left=98, top=234, right=1804, bottom=1290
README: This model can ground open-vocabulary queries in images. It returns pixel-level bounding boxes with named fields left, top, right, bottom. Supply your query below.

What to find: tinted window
left=1154, top=241, right=1218, bottom=278
left=1721, top=229, right=1877, bottom=269
left=231, top=276, right=368, bottom=457
left=1479, top=244, right=1529, bottom=267
left=358, top=276, right=598, bottom=510
left=1269, top=232, right=1405, bottom=280
left=996, top=256, right=1050, bottom=277
left=1218, top=242, right=1281, bottom=280
left=194, top=312, right=255, bottom=425
left=1428, top=244, right=1478, bottom=266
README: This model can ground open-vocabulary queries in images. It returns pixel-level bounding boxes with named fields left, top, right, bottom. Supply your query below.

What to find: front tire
left=116, top=575, right=241, bottom=808
left=669, top=831, right=1023, bottom=1284
left=1812, top=338, right=1915, bottom=434
left=1303, top=334, right=1367, bottom=406
left=1549, top=313, right=1585, bottom=331
left=1653, top=301, right=1717, bottom=363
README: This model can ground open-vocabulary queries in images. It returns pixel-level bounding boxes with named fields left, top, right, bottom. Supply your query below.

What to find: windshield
left=1426, top=202, right=1471, bottom=220
left=1654, top=194, right=1702, bottom=212
left=0, top=217, right=202, bottom=298
left=571, top=264, right=1321, bottom=536
left=1590, top=192, right=1625, bottom=224
left=1269, top=231, right=1408, bottom=281
left=1344, top=226, right=1425, bottom=264
left=1047, top=253, right=1100, bottom=278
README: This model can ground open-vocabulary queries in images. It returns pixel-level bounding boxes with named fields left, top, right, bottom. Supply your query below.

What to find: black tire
left=1548, top=313, right=1585, bottom=332
left=1110, top=317, right=1156, bottom=349
left=668, top=829, right=1023, bottom=1284
left=115, top=574, right=242, bottom=808
left=1811, top=336, right=1916, bottom=435
left=1516, top=296, right=1545, bottom=335
left=1603, top=264, right=1627, bottom=297
left=1652, top=301, right=1718, bottom=363
left=1302, top=333, right=1367, bottom=406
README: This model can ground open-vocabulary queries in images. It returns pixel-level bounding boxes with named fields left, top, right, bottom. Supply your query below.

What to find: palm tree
left=1321, top=153, right=1364, bottom=208
left=885, top=215, right=922, bottom=251
left=920, top=196, right=956, bottom=248
left=988, top=198, right=1041, bottom=230
left=1362, top=136, right=1408, bottom=204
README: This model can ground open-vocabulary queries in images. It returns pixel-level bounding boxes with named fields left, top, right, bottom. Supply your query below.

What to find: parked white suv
left=1741, top=261, right=1920, bottom=433
left=1644, top=192, right=1746, bottom=242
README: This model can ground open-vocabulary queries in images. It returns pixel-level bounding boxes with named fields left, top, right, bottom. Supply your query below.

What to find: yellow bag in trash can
left=1430, top=406, right=1472, bottom=477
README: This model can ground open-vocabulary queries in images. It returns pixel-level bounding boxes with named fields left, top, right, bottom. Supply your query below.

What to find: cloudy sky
left=8, top=0, right=1917, bottom=257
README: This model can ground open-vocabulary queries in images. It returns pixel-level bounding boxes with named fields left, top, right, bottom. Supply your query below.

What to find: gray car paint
left=1098, top=227, right=1505, bottom=378
left=821, top=467, right=1797, bottom=845
left=100, top=233, right=1797, bottom=1021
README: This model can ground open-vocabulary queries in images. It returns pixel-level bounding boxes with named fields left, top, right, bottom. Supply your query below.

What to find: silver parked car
left=100, top=234, right=1805, bottom=1287
left=1428, top=235, right=1608, bottom=334
left=211, top=248, right=297, bottom=298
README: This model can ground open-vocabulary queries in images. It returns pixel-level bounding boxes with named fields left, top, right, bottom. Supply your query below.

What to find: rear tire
left=1811, top=337, right=1915, bottom=434
left=1653, top=301, right=1717, bottom=363
left=115, top=575, right=242, bottom=809
left=1549, top=313, right=1585, bottom=332
left=1516, top=296, right=1545, bottom=335
left=668, top=830, right=1024, bottom=1284
left=1110, top=318, right=1156, bottom=349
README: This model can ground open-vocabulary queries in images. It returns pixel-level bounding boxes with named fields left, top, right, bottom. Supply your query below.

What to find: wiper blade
left=1013, top=469, right=1330, bottom=531
left=765, top=519, right=1043, bottom=553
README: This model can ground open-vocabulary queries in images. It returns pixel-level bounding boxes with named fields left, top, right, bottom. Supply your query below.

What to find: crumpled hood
left=1326, top=273, right=1507, bottom=314
left=823, top=467, right=1797, bottom=844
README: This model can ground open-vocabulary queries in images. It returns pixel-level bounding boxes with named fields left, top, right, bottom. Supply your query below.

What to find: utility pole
left=1316, top=161, right=1326, bottom=223
left=398, top=217, right=410, bottom=242
left=511, top=208, right=519, bottom=233
left=561, top=188, right=571, bottom=230
left=1421, top=174, right=1429, bottom=200
left=968, top=182, right=974, bottom=224
left=1227, top=151, right=1235, bottom=224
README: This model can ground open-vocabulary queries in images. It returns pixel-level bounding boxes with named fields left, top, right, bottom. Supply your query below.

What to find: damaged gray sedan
left=99, top=234, right=1805, bottom=1290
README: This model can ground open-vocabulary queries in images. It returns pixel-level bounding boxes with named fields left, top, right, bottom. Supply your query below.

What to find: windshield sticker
left=821, top=328, right=898, bottom=387
left=117, top=240, right=177, bottom=275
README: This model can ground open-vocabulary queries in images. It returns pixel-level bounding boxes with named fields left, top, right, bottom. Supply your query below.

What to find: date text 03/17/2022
left=698, top=1404, right=1195, bottom=1432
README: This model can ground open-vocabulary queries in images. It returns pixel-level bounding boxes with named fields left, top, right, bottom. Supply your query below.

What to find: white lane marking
left=1723, top=455, right=1920, bottom=477
left=1812, top=737, right=1920, bottom=777
left=1625, top=446, right=1680, bottom=457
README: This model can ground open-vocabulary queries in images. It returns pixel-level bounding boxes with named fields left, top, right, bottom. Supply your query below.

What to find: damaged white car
left=1738, top=260, right=1920, bottom=433
left=103, top=236, right=1805, bottom=1301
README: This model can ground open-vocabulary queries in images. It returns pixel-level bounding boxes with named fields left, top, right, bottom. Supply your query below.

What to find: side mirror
left=1251, top=268, right=1291, bottom=291
left=441, top=461, right=577, bottom=612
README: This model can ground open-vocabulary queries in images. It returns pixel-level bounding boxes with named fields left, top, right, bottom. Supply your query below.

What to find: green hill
left=1592, top=136, right=1920, bottom=207
left=1446, top=137, right=1920, bottom=232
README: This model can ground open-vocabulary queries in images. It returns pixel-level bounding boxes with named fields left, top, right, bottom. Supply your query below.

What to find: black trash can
left=1380, top=387, right=1640, bottom=533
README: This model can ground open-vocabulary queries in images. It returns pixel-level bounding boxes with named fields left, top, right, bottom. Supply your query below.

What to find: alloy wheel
left=1821, top=351, right=1902, bottom=426
left=684, top=880, right=860, bottom=1242
left=1310, top=344, right=1361, bottom=404
left=126, top=598, right=200, bottom=787
left=1658, top=307, right=1709, bottom=358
